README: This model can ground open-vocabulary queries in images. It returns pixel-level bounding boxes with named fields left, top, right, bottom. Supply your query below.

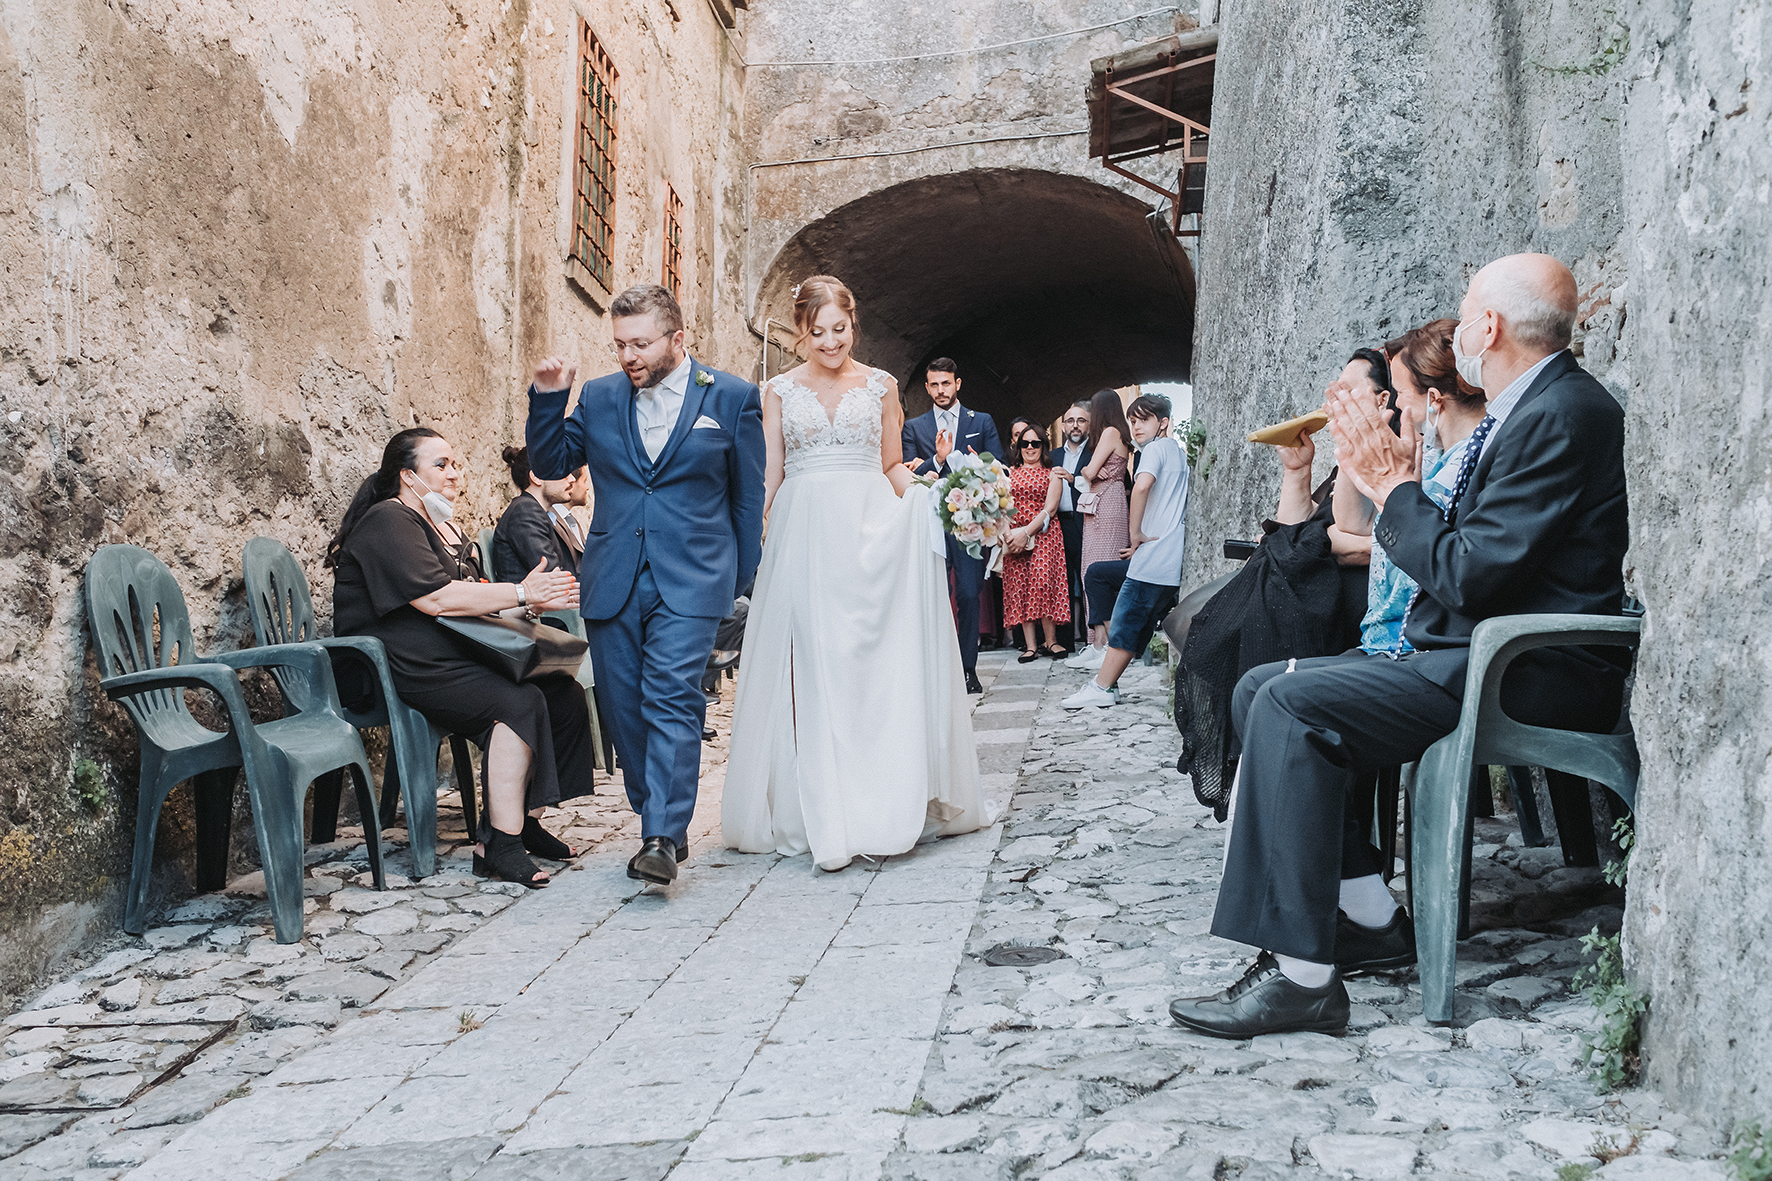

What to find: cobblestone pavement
left=0, top=652, right=1731, bottom=1179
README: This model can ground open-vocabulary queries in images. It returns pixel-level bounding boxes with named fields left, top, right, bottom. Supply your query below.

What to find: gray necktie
left=638, top=388, right=669, bottom=461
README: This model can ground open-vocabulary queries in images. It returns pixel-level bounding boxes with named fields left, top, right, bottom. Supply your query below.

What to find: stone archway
left=754, top=167, right=1195, bottom=432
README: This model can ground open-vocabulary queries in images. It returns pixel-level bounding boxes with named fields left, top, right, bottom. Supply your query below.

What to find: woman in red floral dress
left=1000, top=425, right=1072, bottom=661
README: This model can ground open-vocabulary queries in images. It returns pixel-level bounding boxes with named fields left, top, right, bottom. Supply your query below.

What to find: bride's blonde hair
left=791, top=275, right=858, bottom=355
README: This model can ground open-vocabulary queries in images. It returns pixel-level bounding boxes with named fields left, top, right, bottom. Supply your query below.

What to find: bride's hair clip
left=792, top=283, right=802, bottom=299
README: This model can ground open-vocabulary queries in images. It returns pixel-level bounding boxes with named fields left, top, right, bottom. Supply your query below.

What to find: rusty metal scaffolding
left=1087, top=29, right=1216, bottom=236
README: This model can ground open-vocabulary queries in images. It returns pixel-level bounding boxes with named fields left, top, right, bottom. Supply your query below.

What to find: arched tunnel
left=754, top=168, right=1195, bottom=432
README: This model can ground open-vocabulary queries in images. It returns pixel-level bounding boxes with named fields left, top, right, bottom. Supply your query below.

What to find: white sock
left=1339, top=874, right=1400, bottom=929
left=1274, top=954, right=1334, bottom=989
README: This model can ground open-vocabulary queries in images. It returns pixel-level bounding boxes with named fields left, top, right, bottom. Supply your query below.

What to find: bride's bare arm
left=762, top=381, right=786, bottom=517
left=878, top=376, right=916, bottom=496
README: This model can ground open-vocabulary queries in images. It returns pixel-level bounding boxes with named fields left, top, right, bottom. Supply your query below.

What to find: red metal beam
left=1104, top=83, right=1212, bottom=138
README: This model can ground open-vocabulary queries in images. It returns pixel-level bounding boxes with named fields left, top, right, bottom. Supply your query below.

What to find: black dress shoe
left=965, top=672, right=984, bottom=694
left=1335, top=908, right=1417, bottom=975
left=703, top=726, right=718, bottom=741
left=627, top=836, right=678, bottom=884
left=1168, top=952, right=1349, bottom=1039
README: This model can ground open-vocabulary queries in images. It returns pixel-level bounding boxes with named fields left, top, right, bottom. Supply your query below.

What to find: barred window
left=571, top=24, right=619, bottom=294
left=661, top=185, right=684, bottom=300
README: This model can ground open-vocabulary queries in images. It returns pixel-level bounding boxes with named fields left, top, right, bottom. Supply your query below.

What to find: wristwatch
left=515, top=583, right=528, bottom=608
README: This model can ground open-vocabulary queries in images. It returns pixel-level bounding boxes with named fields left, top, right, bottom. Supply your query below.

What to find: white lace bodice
left=772, top=367, right=887, bottom=476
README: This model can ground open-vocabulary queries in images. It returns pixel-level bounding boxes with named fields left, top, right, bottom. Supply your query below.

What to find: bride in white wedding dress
left=722, top=276, right=986, bottom=871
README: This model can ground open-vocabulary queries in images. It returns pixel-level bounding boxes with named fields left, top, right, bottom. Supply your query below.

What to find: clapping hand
left=522, top=559, right=581, bottom=613
left=533, top=356, right=578, bottom=395
left=1327, top=386, right=1419, bottom=508
left=934, top=429, right=954, bottom=467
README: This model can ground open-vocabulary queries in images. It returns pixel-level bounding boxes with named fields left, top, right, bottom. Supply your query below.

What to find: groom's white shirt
left=637, top=355, right=693, bottom=462
left=935, top=402, right=965, bottom=443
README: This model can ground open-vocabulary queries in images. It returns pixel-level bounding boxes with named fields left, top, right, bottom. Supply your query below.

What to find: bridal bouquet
left=931, top=450, right=1014, bottom=559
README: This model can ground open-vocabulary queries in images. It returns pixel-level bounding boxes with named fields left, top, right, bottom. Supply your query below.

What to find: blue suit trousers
left=945, top=535, right=985, bottom=675
left=586, top=565, right=721, bottom=847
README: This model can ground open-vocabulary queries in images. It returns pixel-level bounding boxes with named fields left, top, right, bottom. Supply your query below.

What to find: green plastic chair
left=242, top=539, right=482, bottom=878
left=1409, top=612, right=1642, bottom=1021
left=84, top=545, right=378, bottom=944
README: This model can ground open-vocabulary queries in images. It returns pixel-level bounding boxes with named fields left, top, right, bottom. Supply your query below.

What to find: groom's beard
left=628, top=351, right=682, bottom=391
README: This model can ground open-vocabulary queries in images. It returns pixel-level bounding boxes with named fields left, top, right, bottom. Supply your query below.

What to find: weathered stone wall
left=1188, top=0, right=1771, bottom=1123
left=1618, top=0, right=1772, bottom=1123
left=739, top=0, right=1201, bottom=423
left=0, top=0, right=748, bottom=1004
left=1182, top=0, right=1627, bottom=589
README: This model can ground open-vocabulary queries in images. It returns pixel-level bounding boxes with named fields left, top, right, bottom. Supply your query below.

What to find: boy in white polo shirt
left=1062, top=394, right=1190, bottom=709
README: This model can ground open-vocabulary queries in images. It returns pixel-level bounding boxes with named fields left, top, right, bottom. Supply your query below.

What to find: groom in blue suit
left=901, top=358, right=1003, bottom=694
left=527, top=284, right=765, bottom=885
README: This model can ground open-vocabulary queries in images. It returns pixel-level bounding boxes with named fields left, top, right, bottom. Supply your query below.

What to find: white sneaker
left=1065, top=646, right=1106, bottom=671
left=1061, top=680, right=1119, bottom=709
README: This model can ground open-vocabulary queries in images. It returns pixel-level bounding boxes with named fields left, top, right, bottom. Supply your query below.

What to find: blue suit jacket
left=901, top=405, right=1004, bottom=478
left=526, top=359, right=765, bottom=621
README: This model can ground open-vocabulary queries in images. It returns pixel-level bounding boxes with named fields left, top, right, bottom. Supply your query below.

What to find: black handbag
left=437, top=614, right=588, bottom=682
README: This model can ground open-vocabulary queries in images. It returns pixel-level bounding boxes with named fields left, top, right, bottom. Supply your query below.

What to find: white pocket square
left=692, top=415, right=722, bottom=430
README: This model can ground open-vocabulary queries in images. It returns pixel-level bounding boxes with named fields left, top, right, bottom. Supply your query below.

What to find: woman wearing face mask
left=326, top=428, right=593, bottom=888
left=1331, top=320, right=1489, bottom=655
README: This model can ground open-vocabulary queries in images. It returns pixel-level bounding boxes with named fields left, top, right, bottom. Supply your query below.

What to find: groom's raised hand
left=533, top=356, right=577, bottom=394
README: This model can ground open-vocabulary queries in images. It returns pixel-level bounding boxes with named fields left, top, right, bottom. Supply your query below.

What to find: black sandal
left=1018, top=650, right=1042, bottom=663
left=474, top=828, right=549, bottom=888
left=1044, top=644, right=1070, bottom=658
left=522, top=815, right=576, bottom=861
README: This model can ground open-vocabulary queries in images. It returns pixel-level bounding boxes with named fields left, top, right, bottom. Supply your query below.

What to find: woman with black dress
left=327, top=428, right=594, bottom=887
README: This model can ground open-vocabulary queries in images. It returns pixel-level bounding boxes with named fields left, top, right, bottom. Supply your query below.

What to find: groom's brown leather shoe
left=627, top=837, right=678, bottom=884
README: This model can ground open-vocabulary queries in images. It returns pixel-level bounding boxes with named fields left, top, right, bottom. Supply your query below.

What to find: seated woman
left=1172, top=349, right=1391, bottom=820
left=1331, top=320, right=1489, bottom=654
left=492, top=445, right=578, bottom=584
left=326, top=428, right=593, bottom=887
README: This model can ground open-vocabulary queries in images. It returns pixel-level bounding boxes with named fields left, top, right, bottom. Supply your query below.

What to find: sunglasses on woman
left=1019, top=439, right=1043, bottom=449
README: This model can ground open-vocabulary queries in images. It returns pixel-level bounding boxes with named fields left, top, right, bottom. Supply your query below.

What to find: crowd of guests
left=1165, top=253, right=1631, bottom=1040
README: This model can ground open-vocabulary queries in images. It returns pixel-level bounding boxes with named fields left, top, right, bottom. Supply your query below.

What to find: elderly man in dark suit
left=1170, top=254, right=1630, bottom=1038
left=901, top=357, right=1004, bottom=694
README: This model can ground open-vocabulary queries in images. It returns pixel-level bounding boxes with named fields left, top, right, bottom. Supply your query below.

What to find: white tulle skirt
left=722, top=451, right=986, bottom=868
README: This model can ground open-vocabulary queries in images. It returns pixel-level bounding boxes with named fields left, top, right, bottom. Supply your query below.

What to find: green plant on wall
left=1603, top=815, right=1634, bottom=887
left=1728, top=1120, right=1772, bottom=1181
left=1172, top=419, right=1213, bottom=479
left=1575, top=925, right=1647, bottom=1089
left=73, top=758, right=109, bottom=813
left=1532, top=8, right=1628, bottom=76
left=1574, top=813, right=1646, bottom=1089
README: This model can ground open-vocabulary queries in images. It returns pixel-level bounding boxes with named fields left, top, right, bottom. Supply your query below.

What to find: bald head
left=1465, top=253, right=1579, bottom=355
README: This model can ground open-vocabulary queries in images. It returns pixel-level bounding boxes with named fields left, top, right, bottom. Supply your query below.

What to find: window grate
left=661, top=185, right=684, bottom=300
left=571, top=24, right=619, bottom=292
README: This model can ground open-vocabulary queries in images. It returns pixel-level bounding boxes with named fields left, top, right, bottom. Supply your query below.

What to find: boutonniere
left=694, top=370, right=714, bottom=387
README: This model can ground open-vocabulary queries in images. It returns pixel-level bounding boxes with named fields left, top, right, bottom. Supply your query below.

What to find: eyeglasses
left=609, top=337, right=664, bottom=357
